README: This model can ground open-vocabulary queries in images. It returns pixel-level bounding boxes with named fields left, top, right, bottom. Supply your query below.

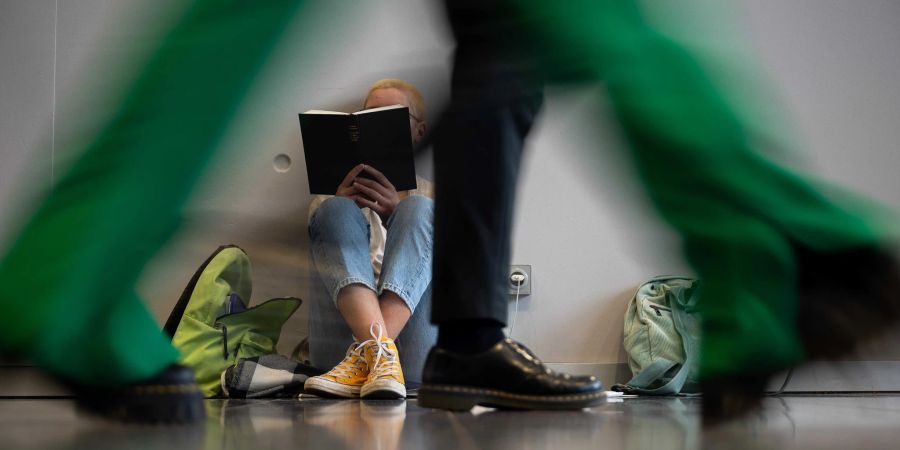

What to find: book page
left=302, top=110, right=349, bottom=115
left=354, top=104, right=405, bottom=115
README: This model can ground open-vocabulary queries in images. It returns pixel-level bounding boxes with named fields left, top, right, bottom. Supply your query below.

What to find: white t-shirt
left=307, top=175, right=434, bottom=282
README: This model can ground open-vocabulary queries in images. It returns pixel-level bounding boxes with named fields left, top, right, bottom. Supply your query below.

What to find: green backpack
left=163, top=245, right=301, bottom=397
left=615, top=276, right=701, bottom=395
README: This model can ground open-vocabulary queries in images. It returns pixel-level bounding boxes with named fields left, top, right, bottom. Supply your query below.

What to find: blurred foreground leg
left=0, top=0, right=306, bottom=422
left=522, top=0, right=900, bottom=422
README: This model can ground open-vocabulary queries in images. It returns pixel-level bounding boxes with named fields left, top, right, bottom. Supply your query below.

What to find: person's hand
left=335, top=164, right=366, bottom=199
left=350, top=165, right=401, bottom=222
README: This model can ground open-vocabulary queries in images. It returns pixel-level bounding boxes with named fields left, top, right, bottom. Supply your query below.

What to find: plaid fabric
left=222, top=355, right=322, bottom=398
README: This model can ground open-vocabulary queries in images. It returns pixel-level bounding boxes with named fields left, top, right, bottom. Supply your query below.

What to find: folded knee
left=393, top=195, right=434, bottom=220
left=310, top=197, right=366, bottom=230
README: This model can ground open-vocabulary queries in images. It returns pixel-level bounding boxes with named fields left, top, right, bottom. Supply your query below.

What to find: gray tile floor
left=3, top=395, right=900, bottom=450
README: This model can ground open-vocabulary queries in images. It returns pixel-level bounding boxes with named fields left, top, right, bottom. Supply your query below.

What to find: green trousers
left=0, top=0, right=305, bottom=385
left=515, top=0, right=893, bottom=376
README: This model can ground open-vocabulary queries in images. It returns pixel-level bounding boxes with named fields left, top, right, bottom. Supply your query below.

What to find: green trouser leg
left=603, top=36, right=885, bottom=377
left=519, top=0, right=891, bottom=376
left=0, top=0, right=305, bottom=385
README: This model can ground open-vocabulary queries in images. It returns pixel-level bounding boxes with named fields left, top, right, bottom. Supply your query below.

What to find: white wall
left=1, top=0, right=899, bottom=367
left=0, top=0, right=55, bottom=241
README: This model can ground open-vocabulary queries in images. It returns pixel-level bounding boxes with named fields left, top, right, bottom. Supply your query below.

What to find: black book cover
left=299, top=104, right=416, bottom=195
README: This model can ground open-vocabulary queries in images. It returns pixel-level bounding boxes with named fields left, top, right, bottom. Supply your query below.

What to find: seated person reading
left=304, top=79, right=435, bottom=399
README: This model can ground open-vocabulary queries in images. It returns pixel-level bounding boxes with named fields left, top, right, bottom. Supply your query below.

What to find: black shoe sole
left=77, top=386, right=205, bottom=423
left=418, top=384, right=605, bottom=411
left=70, top=364, right=205, bottom=424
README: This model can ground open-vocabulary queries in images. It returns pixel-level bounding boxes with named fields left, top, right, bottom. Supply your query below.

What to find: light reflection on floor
left=3, top=395, right=900, bottom=450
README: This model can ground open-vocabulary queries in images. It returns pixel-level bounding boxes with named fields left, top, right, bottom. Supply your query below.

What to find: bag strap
left=622, top=357, right=692, bottom=395
left=625, top=358, right=677, bottom=387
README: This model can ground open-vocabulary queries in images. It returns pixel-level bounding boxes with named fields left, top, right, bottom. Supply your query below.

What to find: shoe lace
left=508, top=339, right=562, bottom=377
left=366, top=323, right=400, bottom=378
left=508, top=339, right=541, bottom=364
left=329, top=342, right=367, bottom=379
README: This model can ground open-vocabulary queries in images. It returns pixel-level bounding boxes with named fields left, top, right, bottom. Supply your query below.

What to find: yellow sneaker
left=360, top=323, right=406, bottom=399
left=304, top=342, right=369, bottom=398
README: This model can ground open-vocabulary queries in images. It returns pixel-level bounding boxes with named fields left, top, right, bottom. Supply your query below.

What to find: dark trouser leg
left=431, top=99, right=539, bottom=354
left=432, top=0, right=543, bottom=332
left=431, top=103, right=538, bottom=326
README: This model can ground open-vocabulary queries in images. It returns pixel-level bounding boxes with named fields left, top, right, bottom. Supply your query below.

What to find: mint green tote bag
left=616, top=276, right=701, bottom=395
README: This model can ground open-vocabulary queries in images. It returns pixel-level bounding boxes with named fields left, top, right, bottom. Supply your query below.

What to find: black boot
left=71, top=364, right=204, bottom=423
left=701, top=373, right=769, bottom=426
left=701, top=244, right=900, bottom=426
left=794, top=244, right=900, bottom=359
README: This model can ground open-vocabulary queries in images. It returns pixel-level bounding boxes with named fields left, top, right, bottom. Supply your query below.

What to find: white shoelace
left=366, top=322, right=399, bottom=378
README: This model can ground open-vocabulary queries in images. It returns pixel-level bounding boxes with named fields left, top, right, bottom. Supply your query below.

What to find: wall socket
left=508, top=265, right=532, bottom=296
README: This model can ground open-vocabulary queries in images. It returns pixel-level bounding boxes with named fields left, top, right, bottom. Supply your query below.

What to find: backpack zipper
left=214, top=322, right=229, bottom=360
left=648, top=304, right=672, bottom=316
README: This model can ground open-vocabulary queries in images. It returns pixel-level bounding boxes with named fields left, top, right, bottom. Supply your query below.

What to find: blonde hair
left=363, top=78, right=426, bottom=122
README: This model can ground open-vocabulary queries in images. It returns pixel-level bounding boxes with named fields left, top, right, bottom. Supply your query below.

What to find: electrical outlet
left=508, top=265, right=532, bottom=296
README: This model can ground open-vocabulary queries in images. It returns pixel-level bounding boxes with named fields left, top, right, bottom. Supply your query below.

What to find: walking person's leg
left=420, top=0, right=605, bottom=411
left=0, top=0, right=305, bottom=422
left=516, top=0, right=900, bottom=421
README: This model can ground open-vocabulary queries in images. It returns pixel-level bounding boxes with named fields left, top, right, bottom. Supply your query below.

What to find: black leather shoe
left=418, top=339, right=604, bottom=411
left=72, top=364, right=204, bottom=423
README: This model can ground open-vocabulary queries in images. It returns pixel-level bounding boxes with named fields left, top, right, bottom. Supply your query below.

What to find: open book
left=299, top=104, right=416, bottom=195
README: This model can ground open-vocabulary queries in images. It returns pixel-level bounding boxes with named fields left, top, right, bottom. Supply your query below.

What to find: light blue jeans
left=307, top=195, right=437, bottom=383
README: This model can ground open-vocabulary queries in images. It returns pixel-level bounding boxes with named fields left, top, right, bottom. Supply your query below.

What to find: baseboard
left=546, top=361, right=900, bottom=393
left=767, top=361, right=900, bottom=392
